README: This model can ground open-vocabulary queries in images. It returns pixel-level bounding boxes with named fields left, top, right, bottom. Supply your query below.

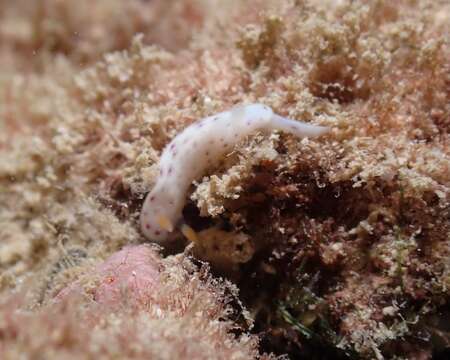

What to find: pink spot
left=155, top=230, right=161, bottom=236
left=145, top=224, right=151, bottom=230
left=170, top=143, right=176, bottom=150
left=150, top=196, right=155, bottom=201
left=55, top=245, right=160, bottom=306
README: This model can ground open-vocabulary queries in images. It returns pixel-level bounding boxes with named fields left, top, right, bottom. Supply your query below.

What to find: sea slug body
left=141, top=103, right=329, bottom=244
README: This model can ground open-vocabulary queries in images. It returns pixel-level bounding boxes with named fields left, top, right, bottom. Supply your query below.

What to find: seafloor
left=0, top=1, right=449, bottom=359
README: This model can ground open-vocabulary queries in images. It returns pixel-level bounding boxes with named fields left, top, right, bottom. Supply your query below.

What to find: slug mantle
left=140, top=104, right=329, bottom=244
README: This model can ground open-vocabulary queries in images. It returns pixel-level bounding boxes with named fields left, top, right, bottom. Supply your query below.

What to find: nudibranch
left=140, top=103, right=329, bottom=244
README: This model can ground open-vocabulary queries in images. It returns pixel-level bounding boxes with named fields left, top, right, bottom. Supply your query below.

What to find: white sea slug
left=141, top=103, right=329, bottom=244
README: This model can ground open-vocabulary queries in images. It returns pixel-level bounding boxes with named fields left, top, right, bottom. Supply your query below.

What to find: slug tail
left=271, top=114, right=329, bottom=138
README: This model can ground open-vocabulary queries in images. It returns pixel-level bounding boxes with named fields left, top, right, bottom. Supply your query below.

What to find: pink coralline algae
left=56, top=245, right=160, bottom=306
